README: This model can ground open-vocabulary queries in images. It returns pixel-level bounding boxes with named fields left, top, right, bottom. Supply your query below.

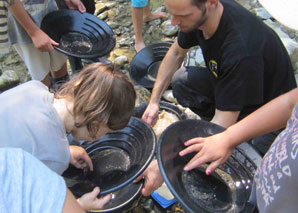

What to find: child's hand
left=77, top=187, right=111, bottom=211
left=179, top=132, right=234, bottom=175
left=69, top=145, right=93, bottom=171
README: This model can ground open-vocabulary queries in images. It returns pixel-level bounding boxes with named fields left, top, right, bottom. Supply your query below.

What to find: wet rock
left=135, top=85, right=151, bottom=106
left=94, top=4, right=108, bottom=16
left=154, top=6, right=166, bottom=13
left=106, top=21, right=119, bottom=29
left=142, top=198, right=154, bottom=212
left=97, top=11, right=108, bottom=20
left=252, top=7, right=271, bottom=20
left=161, top=20, right=179, bottom=37
left=149, top=19, right=162, bottom=26
left=0, top=70, right=20, bottom=91
left=264, top=20, right=298, bottom=74
left=118, top=37, right=133, bottom=47
left=114, top=55, right=128, bottom=69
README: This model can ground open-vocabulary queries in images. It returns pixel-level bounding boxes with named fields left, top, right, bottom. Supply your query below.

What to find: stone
left=252, top=7, right=271, bottom=20
left=162, top=90, right=178, bottom=104
left=135, top=85, right=151, bottom=106
left=97, top=11, right=108, bottom=20
left=161, top=20, right=179, bottom=37
left=0, top=70, right=20, bottom=91
left=114, top=55, right=128, bottom=69
left=94, top=4, right=108, bottom=16
left=106, top=21, right=118, bottom=29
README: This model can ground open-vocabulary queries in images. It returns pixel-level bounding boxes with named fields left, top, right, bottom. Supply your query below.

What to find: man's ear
left=206, top=0, right=219, bottom=9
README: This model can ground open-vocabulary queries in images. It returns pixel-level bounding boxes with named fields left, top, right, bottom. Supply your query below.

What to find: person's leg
left=13, top=43, right=53, bottom=87
left=132, top=0, right=168, bottom=52
left=143, top=0, right=168, bottom=23
left=132, top=5, right=146, bottom=52
left=50, top=63, right=67, bottom=79
left=171, top=66, right=216, bottom=120
left=49, top=49, right=69, bottom=90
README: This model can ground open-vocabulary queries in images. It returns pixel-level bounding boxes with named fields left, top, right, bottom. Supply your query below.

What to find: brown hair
left=55, top=63, right=136, bottom=139
left=191, top=0, right=207, bottom=9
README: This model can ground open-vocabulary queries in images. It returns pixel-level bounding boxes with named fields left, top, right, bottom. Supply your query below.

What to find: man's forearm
left=150, top=40, right=187, bottom=104
left=9, top=0, right=40, bottom=37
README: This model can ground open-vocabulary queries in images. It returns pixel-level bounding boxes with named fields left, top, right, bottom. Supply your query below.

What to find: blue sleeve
left=0, top=148, right=67, bottom=213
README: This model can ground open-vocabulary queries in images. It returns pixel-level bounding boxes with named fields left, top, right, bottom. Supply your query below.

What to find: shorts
left=131, top=0, right=148, bottom=7
left=13, top=43, right=67, bottom=81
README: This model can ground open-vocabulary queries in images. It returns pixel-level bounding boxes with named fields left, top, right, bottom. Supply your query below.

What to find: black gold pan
left=41, top=10, right=115, bottom=58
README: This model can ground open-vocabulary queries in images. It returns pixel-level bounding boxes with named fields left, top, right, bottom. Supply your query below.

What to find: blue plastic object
left=151, top=189, right=176, bottom=209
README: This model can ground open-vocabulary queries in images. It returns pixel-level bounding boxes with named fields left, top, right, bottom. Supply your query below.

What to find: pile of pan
left=63, top=117, right=156, bottom=212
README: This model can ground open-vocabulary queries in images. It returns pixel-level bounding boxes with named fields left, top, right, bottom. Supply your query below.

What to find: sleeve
left=177, top=30, right=200, bottom=49
left=0, top=148, right=67, bottom=213
left=215, top=55, right=265, bottom=111
left=0, top=0, right=13, bottom=50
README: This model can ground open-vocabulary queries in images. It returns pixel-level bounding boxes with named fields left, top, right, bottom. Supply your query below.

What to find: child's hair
left=55, top=63, right=136, bottom=139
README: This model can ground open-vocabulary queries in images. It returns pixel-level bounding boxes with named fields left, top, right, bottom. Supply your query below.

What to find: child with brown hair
left=0, top=62, right=136, bottom=210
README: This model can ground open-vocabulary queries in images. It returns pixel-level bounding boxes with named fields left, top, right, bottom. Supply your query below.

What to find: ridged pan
left=41, top=10, right=115, bottom=58
left=129, top=41, right=173, bottom=89
left=157, top=119, right=261, bottom=213
left=63, top=117, right=156, bottom=197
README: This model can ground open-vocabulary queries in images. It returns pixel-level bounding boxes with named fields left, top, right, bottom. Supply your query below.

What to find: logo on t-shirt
left=208, top=60, right=218, bottom=77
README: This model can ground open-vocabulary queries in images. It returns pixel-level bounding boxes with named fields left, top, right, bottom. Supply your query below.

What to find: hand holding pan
left=157, top=119, right=261, bottom=213
left=41, top=9, right=115, bottom=59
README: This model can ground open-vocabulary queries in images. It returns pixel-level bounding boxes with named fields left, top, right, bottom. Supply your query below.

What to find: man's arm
left=8, top=0, right=59, bottom=51
left=9, top=0, right=86, bottom=52
left=142, top=40, right=188, bottom=125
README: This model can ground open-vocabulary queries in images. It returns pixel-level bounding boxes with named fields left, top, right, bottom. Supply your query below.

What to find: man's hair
left=55, top=63, right=136, bottom=139
left=191, top=0, right=207, bottom=9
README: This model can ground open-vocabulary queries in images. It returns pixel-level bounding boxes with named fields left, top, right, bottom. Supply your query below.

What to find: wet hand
left=133, top=160, right=163, bottom=196
left=77, top=187, right=111, bottom=210
left=179, top=132, right=234, bottom=175
left=142, top=103, right=159, bottom=126
left=69, top=145, right=93, bottom=171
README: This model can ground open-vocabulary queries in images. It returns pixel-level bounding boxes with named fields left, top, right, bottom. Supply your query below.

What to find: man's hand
left=179, top=132, right=234, bottom=175
left=142, top=102, right=160, bottom=126
left=65, top=0, right=86, bottom=13
left=69, top=145, right=93, bottom=171
left=133, top=160, right=164, bottom=196
left=77, top=187, right=111, bottom=211
left=30, top=29, right=59, bottom=52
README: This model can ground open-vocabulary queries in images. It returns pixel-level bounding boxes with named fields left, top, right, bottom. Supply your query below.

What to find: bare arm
left=226, top=88, right=298, bottom=144
left=63, top=187, right=111, bottom=212
left=142, top=40, right=188, bottom=125
left=150, top=40, right=188, bottom=104
left=62, top=189, right=85, bottom=213
left=180, top=88, right=298, bottom=174
left=9, top=0, right=59, bottom=51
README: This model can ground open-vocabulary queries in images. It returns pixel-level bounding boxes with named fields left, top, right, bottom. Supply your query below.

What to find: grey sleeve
left=0, top=148, right=67, bottom=213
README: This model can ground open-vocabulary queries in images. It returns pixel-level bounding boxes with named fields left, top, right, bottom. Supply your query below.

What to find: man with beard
left=135, top=0, right=297, bottom=196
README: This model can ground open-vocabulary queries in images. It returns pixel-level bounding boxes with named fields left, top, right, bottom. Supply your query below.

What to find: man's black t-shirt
left=178, top=0, right=297, bottom=117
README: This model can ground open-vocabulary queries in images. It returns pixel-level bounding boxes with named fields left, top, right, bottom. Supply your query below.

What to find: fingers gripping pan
left=41, top=10, right=115, bottom=58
